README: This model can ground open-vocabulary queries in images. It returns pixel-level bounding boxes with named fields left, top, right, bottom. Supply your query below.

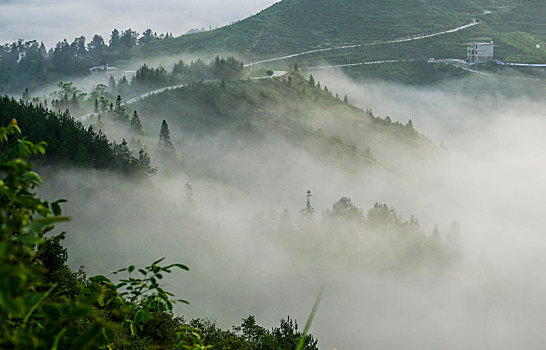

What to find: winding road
left=77, top=84, right=186, bottom=122
left=77, top=21, right=485, bottom=122
left=76, top=71, right=287, bottom=122
left=245, top=20, right=480, bottom=67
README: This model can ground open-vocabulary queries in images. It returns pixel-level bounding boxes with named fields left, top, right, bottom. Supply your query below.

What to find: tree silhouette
left=309, top=74, right=315, bottom=87
left=130, top=110, right=143, bottom=135
left=158, top=120, right=175, bottom=154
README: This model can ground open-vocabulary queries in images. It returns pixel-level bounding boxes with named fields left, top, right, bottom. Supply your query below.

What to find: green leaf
left=140, top=309, right=151, bottom=323
left=51, top=327, right=67, bottom=350
left=24, top=216, right=70, bottom=234
left=152, top=257, right=166, bottom=265
left=89, top=275, right=111, bottom=284
left=50, top=199, right=66, bottom=216
left=129, top=321, right=137, bottom=336
left=166, top=263, right=190, bottom=271
left=12, top=234, right=43, bottom=245
left=22, top=171, right=42, bottom=185
left=22, top=284, right=57, bottom=327
left=296, top=286, right=324, bottom=350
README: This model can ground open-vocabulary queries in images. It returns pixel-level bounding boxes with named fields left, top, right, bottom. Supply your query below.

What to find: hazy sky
left=0, top=0, right=278, bottom=48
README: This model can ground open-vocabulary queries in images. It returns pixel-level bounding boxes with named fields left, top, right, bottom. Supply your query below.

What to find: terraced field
left=131, top=0, right=545, bottom=83
left=137, top=0, right=483, bottom=56
left=488, top=0, right=546, bottom=41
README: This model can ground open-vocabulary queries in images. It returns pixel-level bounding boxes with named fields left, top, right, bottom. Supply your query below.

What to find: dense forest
left=0, top=96, right=155, bottom=178
left=0, top=28, right=174, bottom=93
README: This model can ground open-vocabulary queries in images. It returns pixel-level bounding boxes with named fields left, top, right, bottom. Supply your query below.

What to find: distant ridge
left=138, top=0, right=486, bottom=56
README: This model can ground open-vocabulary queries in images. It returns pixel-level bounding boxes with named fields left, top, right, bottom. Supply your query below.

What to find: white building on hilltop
left=467, top=41, right=494, bottom=63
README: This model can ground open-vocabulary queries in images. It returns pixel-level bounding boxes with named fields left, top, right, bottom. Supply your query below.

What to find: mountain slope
left=137, top=0, right=485, bottom=57
left=489, top=0, right=546, bottom=41
left=121, top=72, right=435, bottom=173
left=131, top=0, right=545, bottom=84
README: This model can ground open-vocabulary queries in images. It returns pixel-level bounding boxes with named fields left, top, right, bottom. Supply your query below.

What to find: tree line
left=253, top=191, right=461, bottom=272
left=0, top=96, right=155, bottom=178
left=128, top=56, right=244, bottom=93
left=0, top=28, right=174, bottom=93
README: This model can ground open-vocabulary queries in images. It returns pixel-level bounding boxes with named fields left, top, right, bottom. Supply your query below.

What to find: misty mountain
left=136, top=0, right=544, bottom=61
left=2, top=0, right=544, bottom=93
left=140, top=0, right=486, bottom=55
left=134, top=0, right=544, bottom=82
left=117, top=70, right=434, bottom=175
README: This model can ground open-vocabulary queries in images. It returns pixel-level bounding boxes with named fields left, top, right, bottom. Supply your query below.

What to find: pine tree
left=114, top=95, right=128, bottom=122
left=130, top=110, right=143, bottom=135
left=309, top=74, right=315, bottom=87
left=117, top=76, right=129, bottom=95
left=316, top=81, right=321, bottom=90
left=158, top=120, right=175, bottom=154
left=136, top=149, right=157, bottom=177
left=109, top=28, right=121, bottom=47
left=343, top=95, right=349, bottom=104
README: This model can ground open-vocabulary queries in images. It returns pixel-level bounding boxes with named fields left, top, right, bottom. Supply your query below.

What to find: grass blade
left=296, top=285, right=324, bottom=350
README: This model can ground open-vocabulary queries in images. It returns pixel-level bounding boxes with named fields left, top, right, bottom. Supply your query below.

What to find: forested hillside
left=0, top=29, right=174, bottom=93
left=0, top=96, right=155, bottom=178
left=119, top=69, right=434, bottom=171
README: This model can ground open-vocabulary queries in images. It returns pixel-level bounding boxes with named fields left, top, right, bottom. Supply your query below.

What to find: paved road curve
left=245, top=21, right=480, bottom=67
left=76, top=71, right=287, bottom=122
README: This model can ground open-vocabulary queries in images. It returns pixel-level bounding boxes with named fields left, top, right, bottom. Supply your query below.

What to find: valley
left=1, top=1, right=546, bottom=349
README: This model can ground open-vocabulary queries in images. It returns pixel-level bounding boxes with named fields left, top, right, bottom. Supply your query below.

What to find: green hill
left=123, top=72, right=434, bottom=171
left=137, top=0, right=497, bottom=57
left=489, top=0, right=546, bottom=41
left=131, top=0, right=545, bottom=83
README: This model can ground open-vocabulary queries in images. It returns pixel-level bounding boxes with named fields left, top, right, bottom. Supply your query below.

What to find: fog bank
left=40, top=72, right=546, bottom=349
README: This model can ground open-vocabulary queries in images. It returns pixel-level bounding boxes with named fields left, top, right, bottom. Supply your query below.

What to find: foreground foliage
left=0, top=121, right=318, bottom=349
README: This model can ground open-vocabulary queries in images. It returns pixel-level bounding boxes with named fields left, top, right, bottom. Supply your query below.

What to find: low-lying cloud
left=38, top=71, right=546, bottom=349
